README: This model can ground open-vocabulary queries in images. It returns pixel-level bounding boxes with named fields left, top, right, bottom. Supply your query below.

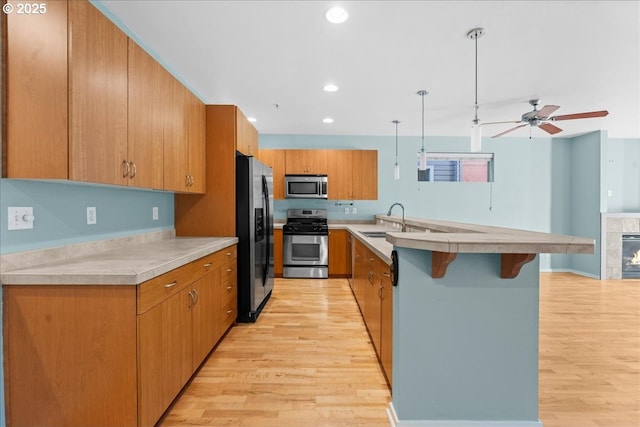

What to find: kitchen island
left=350, top=215, right=593, bottom=427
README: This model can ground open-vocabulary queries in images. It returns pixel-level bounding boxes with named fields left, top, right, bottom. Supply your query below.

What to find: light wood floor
left=161, top=273, right=639, bottom=427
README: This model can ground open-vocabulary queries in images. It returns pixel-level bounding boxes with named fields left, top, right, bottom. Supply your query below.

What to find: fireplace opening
left=622, top=235, right=640, bottom=279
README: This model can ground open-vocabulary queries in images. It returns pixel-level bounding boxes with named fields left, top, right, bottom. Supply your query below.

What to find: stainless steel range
left=283, top=209, right=328, bottom=279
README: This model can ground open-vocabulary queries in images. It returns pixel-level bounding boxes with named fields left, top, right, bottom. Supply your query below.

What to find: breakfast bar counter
left=362, top=215, right=594, bottom=427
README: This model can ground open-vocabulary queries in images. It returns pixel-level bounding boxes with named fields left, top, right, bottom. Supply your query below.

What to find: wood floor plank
left=161, top=274, right=640, bottom=427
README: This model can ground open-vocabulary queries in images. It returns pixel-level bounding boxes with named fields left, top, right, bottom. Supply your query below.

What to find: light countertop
left=0, top=237, right=238, bottom=285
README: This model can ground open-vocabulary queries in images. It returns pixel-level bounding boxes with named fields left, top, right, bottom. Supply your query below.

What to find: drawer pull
left=226, top=309, right=233, bottom=314
left=383, top=272, right=391, bottom=277
left=226, top=252, right=232, bottom=257
left=226, top=286, right=233, bottom=291
left=203, top=262, right=212, bottom=268
left=226, top=268, right=233, bottom=273
left=164, top=281, right=177, bottom=289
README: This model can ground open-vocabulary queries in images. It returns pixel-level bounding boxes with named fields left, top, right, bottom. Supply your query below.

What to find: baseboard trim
left=386, top=402, right=543, bottom=427
left=541, top=268, right=600, bottom=279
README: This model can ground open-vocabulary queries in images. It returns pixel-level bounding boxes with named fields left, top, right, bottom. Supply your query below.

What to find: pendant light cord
left=393, top=120, right=400, bottom=164
left=474, top=35, right=478, bottom=121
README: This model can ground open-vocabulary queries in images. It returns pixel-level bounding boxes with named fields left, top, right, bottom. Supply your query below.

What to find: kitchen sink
left=360, top=231, right=389, bottom=238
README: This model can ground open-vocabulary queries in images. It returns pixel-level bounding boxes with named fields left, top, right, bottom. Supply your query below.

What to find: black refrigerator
left=236, top=153, right=274, bottom=322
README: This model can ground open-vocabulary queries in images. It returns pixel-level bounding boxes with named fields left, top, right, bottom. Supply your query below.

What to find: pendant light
left=393, top=120, right=401, bottom=180
left=467, top=27, right=484, bottom=152
left=417, top=90, right=428, bottom=171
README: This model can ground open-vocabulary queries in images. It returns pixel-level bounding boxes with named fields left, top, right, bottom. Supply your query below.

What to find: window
left=417, top=152, right=494, bottom=182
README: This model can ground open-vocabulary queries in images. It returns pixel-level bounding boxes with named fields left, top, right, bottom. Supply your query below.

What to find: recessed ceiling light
left=247, top=117, right=257, bottom=123
left=325, top=6, right=348, bottom=24
left=323, top=83, right=338, bottom=92
left=323, top=117, right=334, bottom=123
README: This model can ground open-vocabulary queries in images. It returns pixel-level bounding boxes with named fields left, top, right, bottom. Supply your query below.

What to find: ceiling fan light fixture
left=323, top=83, right=339, bottom=92
left=467, top=27, right=484, bottom=152
left=323, top=117, right=334, bottom=123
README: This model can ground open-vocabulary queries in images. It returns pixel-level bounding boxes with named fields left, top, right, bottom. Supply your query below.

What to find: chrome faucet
left=386, top=203, right=406, bottom=232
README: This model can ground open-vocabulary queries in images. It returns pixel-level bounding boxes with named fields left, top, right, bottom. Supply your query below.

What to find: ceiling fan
left=483, top=99, right=609, bottom=138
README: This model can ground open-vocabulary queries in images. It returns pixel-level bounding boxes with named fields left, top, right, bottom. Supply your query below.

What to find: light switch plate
left=8, top=207, right=34, bottom=230
left=152, top=207, right=159, bottom=220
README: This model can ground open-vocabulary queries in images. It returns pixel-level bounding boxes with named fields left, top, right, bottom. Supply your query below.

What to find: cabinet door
left=328, top=229, right=349, bottom=277
left=236, top=108, right=258, bottom=156
left=274, top=228, right=284, bottom=277
left=4, top=285, right=137, bottom=427
left=364, top=249, right=381, bottom=355
left=186, top=90, right=206, bottom=193
left=191, top=271, right=220, bottom=369
left=162, top=72, right=189, bottom=192
left=327, top=150, right=353, bottom=199
left=285, top=149, right=328, bottom=174
left=379, top=259, right=393, bottom=385
left=352, top=150, right=378, bottom=200
left=137, top=287, right=192, bottom=427
left=257, top=149, right=286, bottom=199
left=68, top=0, right=128, bottom=186
left=4, top=0, right=68, bottom=179
left=127, top=40, right=164, bottom=189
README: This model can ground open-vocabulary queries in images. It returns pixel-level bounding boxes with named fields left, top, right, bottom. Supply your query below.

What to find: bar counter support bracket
left=431, top=251, right=457, bottom=278
left=500, top=253, right=537, bottom=279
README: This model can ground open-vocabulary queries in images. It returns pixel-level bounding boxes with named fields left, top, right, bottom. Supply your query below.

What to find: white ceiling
left=97, top=0, right=640, bottom=139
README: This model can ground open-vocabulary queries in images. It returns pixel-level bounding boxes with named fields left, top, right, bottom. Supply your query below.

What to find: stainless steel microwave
left=284, top=174, right=328, bottom=199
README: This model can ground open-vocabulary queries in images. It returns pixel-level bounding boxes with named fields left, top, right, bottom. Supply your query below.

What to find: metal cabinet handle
left=192, top=288, right=199, bottom=304
left=226, top=268, right=233, bottom=273
left=226, top=309, right=233, bottom=314
left=204, top=262, right=212, bottom=268
left=130, top=161, right=136, bottom=178
left=185, top=175, right=190, bottom=187
left=188, top=290, right=195, bottom=307
left=383, top=272, right=391, bottom=277
left=367, top=271, right=374, bottom=284
left=226, top=285, right=233, bottom=291
left=378, top=286, right=383, bottom=299
left=122, top=160, right=130, bottom=177
left=226, top=252, right=232, bottom=257
left=164, top=281, right=177, bottom=289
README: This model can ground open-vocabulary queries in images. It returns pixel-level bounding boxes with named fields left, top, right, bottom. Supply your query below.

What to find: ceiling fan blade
left=551, top=110, right=609, bottom=121
left=481, top=120, right=521, bottom=126
left=539, top=122, right=563, bottom=135
left=535, top=105, right=560, bottom=118
left=491, top=124, right=527, bottom=138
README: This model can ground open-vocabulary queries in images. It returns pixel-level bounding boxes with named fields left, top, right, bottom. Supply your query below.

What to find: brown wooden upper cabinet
left=236, top=111, right=258, bottom=156
left=255, top=149, right=286, bottom=199
left=68, top=0, right=129, bottom=186
left=327, top=149, right=378, bottom=200
left=127, top=40, right=164, bottom=190
left=2, top=0, right=205, bottom=193
left=163, top=74, right=206, bottom=193
left=3, top=0, right=69, bottom=179
left=285, top=149, right=328, bottom=175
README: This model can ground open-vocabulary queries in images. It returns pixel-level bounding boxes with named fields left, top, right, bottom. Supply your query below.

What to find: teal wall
left=567, top=132, right=606, bottom=277
left=262, top=133, right=574, bottom=272
left=606, top=138, right=640, bottom=212
left=392, top=247, right=540, bottom=422
left=0, top=180, right=175, bottom=254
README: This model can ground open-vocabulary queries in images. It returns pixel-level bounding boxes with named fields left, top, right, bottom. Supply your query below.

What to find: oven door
left=283, top=234, right=328, bottom=266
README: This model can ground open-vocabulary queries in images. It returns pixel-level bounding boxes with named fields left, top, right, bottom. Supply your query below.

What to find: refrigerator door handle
left=262, top=175, right=270, bottom=284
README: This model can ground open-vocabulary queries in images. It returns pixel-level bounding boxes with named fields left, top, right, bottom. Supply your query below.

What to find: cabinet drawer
left=137, top=266, right=194, bottom=314
left=220, top=300, right=236, bottom=330
left=221, top=278, right=237, bottom=307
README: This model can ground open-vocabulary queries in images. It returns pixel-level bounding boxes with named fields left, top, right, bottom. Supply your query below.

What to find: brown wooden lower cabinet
left=350, top=234, right=392, bottom=386
left=328, top=229, right=350, bottom=277
left=3, top=245, right=237, bottom=427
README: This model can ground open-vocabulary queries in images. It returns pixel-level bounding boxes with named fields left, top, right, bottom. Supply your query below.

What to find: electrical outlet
left=87, top=207, right=97, bottom=225
left=608, top=190, right=613, bottom=197
left=352, top=207, right=357, bottom=214
left=152, top=206, right=159, bottom=220
left=344, top=207, right=349, bottom=215
left=8, top=207, right=34, bottom=230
